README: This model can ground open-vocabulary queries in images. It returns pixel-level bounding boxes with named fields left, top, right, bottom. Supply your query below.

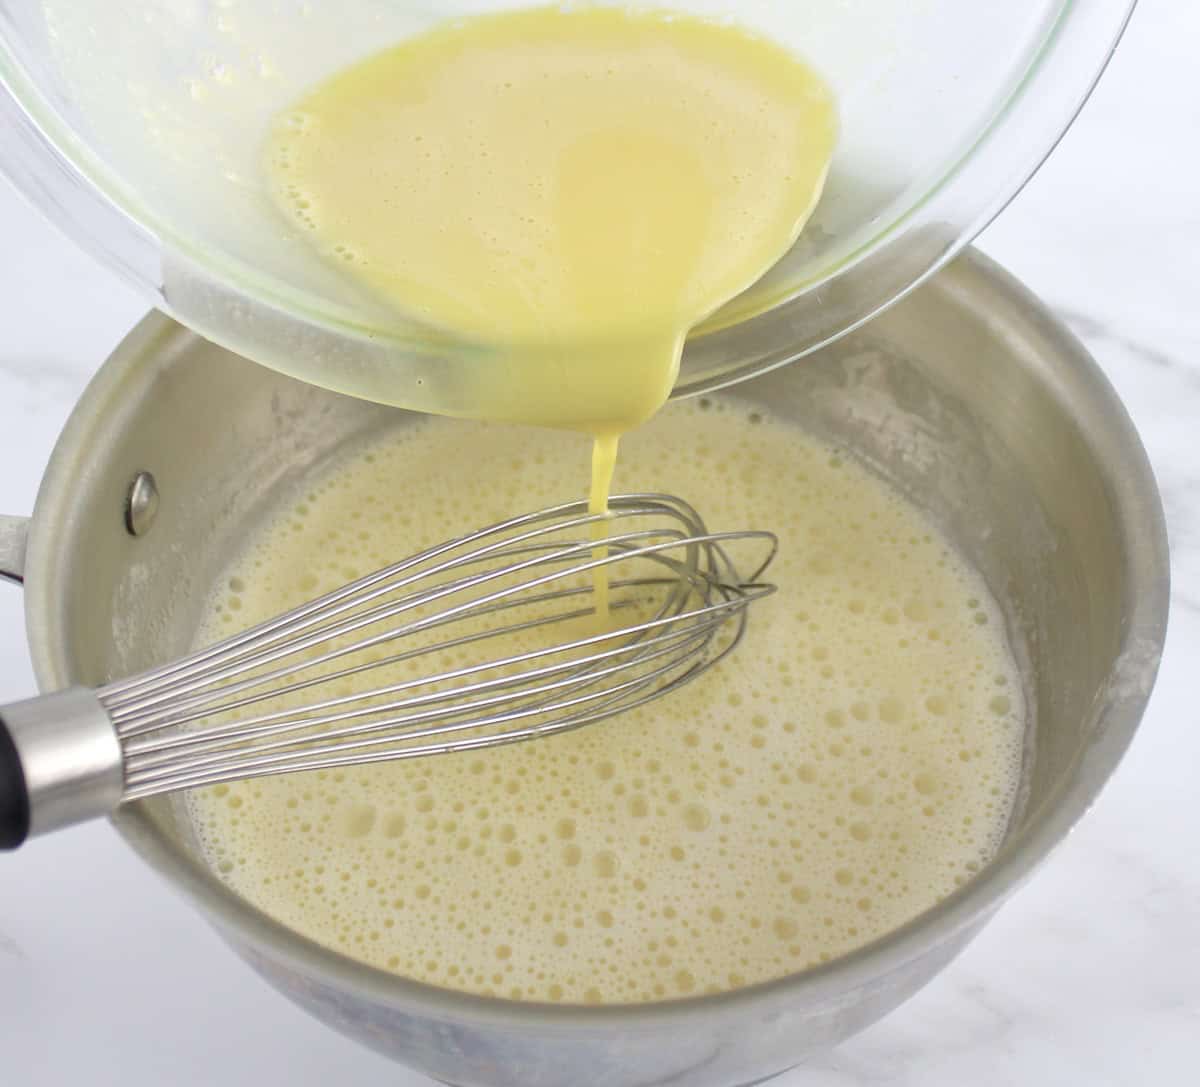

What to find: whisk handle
left=0, top=722, right=28, bottom=848
left=0, top=689, right=123, bottom=849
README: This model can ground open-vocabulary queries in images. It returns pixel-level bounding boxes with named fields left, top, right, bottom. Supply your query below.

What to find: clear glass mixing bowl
left=0, top=1, right=1134, bottom=417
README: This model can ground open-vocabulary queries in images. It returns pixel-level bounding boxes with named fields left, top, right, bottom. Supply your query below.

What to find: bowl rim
left=20, top=249, right=1169, bottom=1030
left=0, top=2, right=1138, bottom=392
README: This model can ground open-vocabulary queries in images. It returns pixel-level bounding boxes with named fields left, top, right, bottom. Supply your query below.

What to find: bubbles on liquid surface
left=188, top=398, right=1024, bottom=1005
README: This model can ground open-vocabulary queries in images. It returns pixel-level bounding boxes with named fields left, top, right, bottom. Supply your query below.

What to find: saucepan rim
left=14, top=249, right=1169, bottom=1031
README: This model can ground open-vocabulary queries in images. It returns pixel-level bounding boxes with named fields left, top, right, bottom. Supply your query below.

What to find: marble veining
left=1055, top=307, right=1199, bottom=376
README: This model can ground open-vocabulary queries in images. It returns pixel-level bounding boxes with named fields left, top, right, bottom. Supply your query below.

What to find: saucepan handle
left=0, top=716, right=30, bottom=847
left=0, top=515, right=28, bottom=586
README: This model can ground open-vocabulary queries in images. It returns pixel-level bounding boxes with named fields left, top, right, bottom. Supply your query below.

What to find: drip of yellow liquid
left=265, top=4, right=837, bottom=611
left=589, top=433, right=620, bottom=618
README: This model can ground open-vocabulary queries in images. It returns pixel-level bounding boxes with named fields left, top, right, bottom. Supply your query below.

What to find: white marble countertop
left=1, top=5, right=1197, bottom=1085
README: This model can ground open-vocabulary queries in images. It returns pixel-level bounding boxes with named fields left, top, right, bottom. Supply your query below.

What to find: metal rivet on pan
left=125, top=471, right=159, bottom=537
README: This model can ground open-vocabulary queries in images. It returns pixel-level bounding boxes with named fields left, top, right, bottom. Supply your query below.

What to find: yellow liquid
left=266, top=5, right=837, bottom=540
left=188, top=400, right=1025, bottom=1004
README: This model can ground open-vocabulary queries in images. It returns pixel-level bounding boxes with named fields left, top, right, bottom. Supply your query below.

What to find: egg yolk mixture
left=264, top=4, right=837, bottom=519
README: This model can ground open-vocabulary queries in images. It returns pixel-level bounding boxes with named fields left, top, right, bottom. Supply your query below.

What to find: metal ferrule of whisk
left=0, top=495, right=776, bottom=849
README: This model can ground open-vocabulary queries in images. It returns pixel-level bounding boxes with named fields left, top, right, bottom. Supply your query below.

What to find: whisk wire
left=120, top=588, right=755, bottom=771
left=101, top=498, right=702, bottom=707
left=122, top=592, right=757, bottom=799
left=102, top=495, right=775, bottom=802
left=108, top=527, right=698, bottom=727
left=122, top=625, right=712, bottom=793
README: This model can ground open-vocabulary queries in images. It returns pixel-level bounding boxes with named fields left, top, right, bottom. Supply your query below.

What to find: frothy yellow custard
left=188, top=399, right=1024, bottom=1004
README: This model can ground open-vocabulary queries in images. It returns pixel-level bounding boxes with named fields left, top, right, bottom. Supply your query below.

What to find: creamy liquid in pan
left=188, top=400, right=1025, bottom=1004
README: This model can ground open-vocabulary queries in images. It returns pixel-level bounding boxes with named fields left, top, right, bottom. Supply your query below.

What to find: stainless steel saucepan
left=0, top=251, right=1169, bottom=1087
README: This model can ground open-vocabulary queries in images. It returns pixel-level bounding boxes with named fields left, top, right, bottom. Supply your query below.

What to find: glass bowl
left=0, top=0, right=1135, bottom=417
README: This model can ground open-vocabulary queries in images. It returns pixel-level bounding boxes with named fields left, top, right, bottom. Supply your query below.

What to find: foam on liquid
left=188, top=400, right=1025, bottom=1004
